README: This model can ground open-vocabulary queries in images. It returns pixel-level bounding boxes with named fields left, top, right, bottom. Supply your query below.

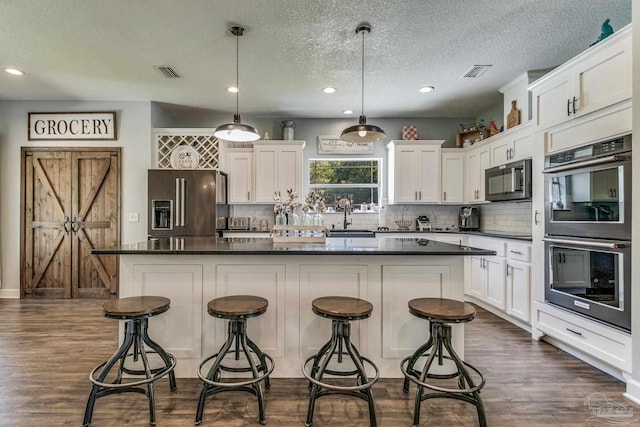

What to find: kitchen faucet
left=343, top=200, right=352, bottom=229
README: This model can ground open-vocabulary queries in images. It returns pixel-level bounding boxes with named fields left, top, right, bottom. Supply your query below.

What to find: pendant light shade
left=214, top=25, right=260, bottom=142
left=341, top=24, right=386, bottom=143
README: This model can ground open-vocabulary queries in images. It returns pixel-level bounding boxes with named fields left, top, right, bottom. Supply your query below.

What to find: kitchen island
left=93, top=236, right=494, bottom=378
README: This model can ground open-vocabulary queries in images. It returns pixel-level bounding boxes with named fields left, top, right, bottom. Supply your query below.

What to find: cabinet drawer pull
left=567, top=98, right=572, bottom=116
left=510, top=250, right=523, bottom=255
left=566, top=328, right=583, bottom=336
left=443, top=191, right=447, bottom=201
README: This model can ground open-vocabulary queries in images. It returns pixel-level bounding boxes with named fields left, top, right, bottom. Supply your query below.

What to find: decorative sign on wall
left=317, top=135, right=374, bottom=154
left=28, top=112, right=117, bottom=141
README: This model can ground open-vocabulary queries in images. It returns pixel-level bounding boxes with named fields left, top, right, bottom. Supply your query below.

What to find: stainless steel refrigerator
left=147, top=169, right=228, bottom=237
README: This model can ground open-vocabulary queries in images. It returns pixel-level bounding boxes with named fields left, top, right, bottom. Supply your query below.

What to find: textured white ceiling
left=0, top=0, right=632, bottom=118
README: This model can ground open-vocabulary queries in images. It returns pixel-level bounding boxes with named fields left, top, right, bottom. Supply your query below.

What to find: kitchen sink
left=327, top=229, right=376, bottom=238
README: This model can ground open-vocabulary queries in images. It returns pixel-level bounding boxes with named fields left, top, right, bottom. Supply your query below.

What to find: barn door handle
left=71, top=216, right=79, bottom=233
left=63, top=216, right=71, bottom=234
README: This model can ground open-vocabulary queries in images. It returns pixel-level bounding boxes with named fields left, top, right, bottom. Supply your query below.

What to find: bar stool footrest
left=89, top=352, right=176, bottom=389
left=302, top=355, right=379, bottom=392
left=198, top=352, right=274, bottom=388
left=401, top=355, right=485, bottom=394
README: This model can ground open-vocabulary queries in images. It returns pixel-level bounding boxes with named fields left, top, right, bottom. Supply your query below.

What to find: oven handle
left=543, top=154, right=630, bottom=174
left=543, top=237, right=628, bottom=249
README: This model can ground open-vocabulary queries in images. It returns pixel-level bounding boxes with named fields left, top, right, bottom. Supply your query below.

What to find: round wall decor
left=170, top=145, right=199, bottom=169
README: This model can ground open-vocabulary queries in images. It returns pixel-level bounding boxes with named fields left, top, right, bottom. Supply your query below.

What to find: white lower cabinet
left=484, top=257, right=507, bottom=310
left=465, top=236, right=531, bottom=326
left=467, top=255, right=506, bottom=310
left=506, top=260, right=531, bottom=322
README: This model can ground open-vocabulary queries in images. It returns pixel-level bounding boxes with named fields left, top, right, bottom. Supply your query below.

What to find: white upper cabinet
left=489, top=123, right=533, bottom=166
left=529, top=25, right=631, bottom=132
left=254, top=141, right=305, bottom=203
left=440, top=149, right=464, bottom=203
left=464, top=143, right=491, bottom=203
left=387, top=140, right=444, bottom=204
left=226, top=148, right=254, bottom=203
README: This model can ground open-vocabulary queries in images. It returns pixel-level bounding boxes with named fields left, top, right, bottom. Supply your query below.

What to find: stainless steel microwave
left=485, top=159, right=532, bottom=202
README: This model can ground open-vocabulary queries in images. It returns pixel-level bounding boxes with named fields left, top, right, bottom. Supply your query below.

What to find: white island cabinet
left=102, top=237, right=492, bottom=378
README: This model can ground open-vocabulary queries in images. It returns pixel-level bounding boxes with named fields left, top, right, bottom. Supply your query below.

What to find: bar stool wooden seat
left=83, top=296, right=177, bottom=427
left=195, top=295, right=274, bottom=425
left=302, top=296, right=379, bottom=427
left=401, top=298, right=486, bottom=427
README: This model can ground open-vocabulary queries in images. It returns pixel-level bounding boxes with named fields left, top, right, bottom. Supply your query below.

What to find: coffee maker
left=459, top=206, right=480, bottom=231
left=416, top=215, right=431, bottom=231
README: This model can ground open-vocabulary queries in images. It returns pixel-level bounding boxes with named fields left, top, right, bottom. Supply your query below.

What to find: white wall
left=0, top=100, right=152, bottom=297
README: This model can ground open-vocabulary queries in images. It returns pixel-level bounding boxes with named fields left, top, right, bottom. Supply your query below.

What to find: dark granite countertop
left=91, top=236, right=496, bottom=256
left=222, top=229, right=533, bottom=242
left=354, top=229, right=532, bottom=241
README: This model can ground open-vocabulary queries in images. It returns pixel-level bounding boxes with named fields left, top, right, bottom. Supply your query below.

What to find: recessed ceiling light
left=323, top=87, right=336, bottom=94
left=419, top=86, right=435, bottom=93
left=5, top=68, right=24, bottom=76
left=227, top=86, right=239, bottom=93
left=343, top=110, right=354, bottom=115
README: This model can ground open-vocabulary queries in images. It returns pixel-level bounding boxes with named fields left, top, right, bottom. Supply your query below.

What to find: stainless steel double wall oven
left=543, top=135, right=631, bottom=331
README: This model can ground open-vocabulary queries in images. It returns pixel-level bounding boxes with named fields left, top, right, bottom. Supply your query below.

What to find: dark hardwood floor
left=0, top=299, right=637, bottom=426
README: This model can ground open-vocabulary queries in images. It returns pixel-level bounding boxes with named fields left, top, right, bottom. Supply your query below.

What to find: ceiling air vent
left=462, top=65, right=492, bottom=78
left=154, top=65, right=182, bottom=79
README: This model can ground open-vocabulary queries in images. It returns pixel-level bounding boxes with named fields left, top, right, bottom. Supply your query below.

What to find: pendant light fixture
left=341, top=24, right=386, bottom=143
left=214, top=25, right=260, bottom=142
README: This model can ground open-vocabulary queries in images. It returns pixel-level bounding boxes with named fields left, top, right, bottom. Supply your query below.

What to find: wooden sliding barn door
left=22, top=148, right=121, bottom=299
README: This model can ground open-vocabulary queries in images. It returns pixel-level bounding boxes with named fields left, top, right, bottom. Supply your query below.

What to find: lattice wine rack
left=155, top=131, right=220, bottom=169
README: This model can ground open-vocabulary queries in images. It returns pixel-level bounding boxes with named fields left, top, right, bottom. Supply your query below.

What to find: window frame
left=307, top=157, right=383, bottom=207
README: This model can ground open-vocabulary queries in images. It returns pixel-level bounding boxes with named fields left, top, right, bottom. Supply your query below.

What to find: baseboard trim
left=0, top=289, right=20, bottom=299
left=464, top=295, right=532, bottom=333
left=541, top=335, right=625, bottom=381
left=624, top=376, right=640, bottom=403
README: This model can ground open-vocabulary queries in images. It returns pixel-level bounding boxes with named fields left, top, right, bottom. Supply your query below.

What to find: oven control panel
left=546, top=134, right=631, bottom=167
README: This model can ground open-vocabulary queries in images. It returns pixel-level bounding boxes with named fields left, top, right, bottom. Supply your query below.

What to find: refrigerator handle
left=181, top=178, right=186, bottom=226
left=175, top=178, right=181, bottom=227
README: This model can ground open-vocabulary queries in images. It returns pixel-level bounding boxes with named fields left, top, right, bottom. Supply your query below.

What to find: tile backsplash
left=229, top=201, right=532, bottom=235
left=478, top=201, right=532, bottom=234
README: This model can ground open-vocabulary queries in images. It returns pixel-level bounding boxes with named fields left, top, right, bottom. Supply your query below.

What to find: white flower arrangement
left=302, top=189, right=327, bottom=213
left=273, top=189, right=299, bottom=214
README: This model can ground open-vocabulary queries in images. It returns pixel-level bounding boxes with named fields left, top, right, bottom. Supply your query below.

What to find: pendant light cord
left=236, top=29, right=240, bottom=116
left=360, top=28, right=365, bottom=116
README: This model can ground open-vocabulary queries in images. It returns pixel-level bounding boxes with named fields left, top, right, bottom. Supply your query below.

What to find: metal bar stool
left=302, top=296, right=379, bottom=427
left=83, top=296, right=177, bottom=427
left=400, top=298, right=486, bottom=427
left=195, top=295, right=274, bottom=425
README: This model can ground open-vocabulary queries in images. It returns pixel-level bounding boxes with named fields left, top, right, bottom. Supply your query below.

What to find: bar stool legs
left=195, top=295, right=274, bottom=425
left=302, top=296, right=379, bottom=427
left=83, top=315, right=176, bottom=427
left=401, top=298, right=486, bottom=427
left=304, top=319, right=379, bottom=427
